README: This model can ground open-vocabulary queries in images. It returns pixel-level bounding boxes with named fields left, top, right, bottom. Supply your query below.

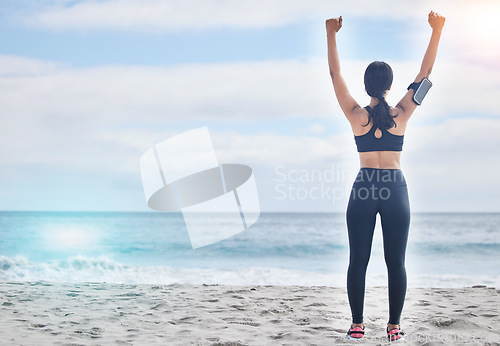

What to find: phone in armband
left=407, top=77, right=432, bottom=105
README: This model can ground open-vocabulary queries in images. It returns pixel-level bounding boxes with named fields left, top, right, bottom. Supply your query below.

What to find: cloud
left=1, top=54, right=498, bottom=128
left=308, top=124, right=326, bottom=135
left=24, top=0, right=478, bottom=32
left=24, top=0, right=376, bottom=32
left=22, top=0, right=500, bottom=69
left=1, top=53, right=499, bottom=211
left=0, top=55, right=63, bottom=76
left=402, top=118, right=500, bottom=212
left=0, top=55, right=336, bottom=131
left=1, top=53, right=499, bottom=167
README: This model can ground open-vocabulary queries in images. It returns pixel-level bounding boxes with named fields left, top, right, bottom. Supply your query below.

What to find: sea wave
left=0, top=255, right=343, bottom=286
left=0, top=255, right=498, bottom=288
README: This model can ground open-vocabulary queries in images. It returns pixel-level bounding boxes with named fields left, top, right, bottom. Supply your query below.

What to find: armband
left=407, top=77, right=433, bottom=105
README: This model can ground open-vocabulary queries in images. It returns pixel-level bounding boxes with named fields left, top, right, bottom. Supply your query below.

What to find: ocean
left=1, top=212, right=499, bottom=287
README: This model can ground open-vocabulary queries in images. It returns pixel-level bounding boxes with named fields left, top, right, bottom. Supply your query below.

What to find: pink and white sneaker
left=387, top=326, right=406, bottom=342
left=346, top=325, right=365, bottom=340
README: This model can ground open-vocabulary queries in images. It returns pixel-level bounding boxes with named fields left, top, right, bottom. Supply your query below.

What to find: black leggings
left=346, top=168, right=410, bottom=325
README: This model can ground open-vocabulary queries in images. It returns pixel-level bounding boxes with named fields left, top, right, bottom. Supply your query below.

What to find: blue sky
left=0, top=14, right=414, bottom=66
left=1, top=0, right=499, bottom=212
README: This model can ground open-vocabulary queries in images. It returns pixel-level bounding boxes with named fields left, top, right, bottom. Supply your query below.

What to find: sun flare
left=46, top=227, right=95, bottom=248
left=459, top=4, right=500, bottom=60
left=56, top=229, right=89, bottom=247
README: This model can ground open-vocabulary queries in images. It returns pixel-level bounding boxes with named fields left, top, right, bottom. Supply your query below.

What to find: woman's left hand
left=326, top=16, right=342, bottom=35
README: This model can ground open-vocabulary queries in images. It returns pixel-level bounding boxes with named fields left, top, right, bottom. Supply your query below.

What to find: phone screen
left=413, top=78, right=433, bottom=105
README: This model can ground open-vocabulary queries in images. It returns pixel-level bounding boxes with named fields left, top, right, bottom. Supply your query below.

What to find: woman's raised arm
left=396, top=11, right=446, bottom=115
left=326, top=16, right=361, bottom=121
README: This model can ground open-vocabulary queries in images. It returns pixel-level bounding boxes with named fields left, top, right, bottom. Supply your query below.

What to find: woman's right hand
left=326, top=16, right=342, bottom=35
left=428, top=11, right=445, bottom=32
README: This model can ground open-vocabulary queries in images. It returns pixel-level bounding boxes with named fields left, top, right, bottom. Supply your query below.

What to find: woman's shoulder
left=347, top=106, right=370, bottom=134
left=389, top=106, right=408, bottom=134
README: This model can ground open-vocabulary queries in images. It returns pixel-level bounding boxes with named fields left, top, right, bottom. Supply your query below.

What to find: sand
left=0, top=282, right=499, bottom=345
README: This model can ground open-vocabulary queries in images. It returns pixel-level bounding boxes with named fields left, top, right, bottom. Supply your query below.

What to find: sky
left=1, top=0, right=499, bottom=212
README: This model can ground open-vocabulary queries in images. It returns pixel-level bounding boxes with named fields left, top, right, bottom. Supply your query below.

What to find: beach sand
left=1, top=282, right=499, bottom=345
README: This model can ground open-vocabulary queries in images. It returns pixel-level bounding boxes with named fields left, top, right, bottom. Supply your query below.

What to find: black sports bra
left=354, top=106, right=404, bottom=153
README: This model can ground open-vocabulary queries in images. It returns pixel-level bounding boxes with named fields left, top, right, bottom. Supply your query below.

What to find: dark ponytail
left=363, top=61, right=396, bottom=130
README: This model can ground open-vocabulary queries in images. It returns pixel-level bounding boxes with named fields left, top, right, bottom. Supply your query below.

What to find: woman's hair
left=363, top=61, right=396, bottom=129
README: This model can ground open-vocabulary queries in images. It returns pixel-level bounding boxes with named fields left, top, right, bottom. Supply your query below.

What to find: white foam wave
left=0, top=255, right=343, bottom=286
left=0, top=255, right=498, bottom=288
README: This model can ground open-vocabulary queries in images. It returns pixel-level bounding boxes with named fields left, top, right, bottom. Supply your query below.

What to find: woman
left=326, top=12, right=445, bottom=342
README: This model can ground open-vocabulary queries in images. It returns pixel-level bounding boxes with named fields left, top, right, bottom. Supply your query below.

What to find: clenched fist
left=428, top=11, right=445, bottom=32
left=326, top=16, right=343, bottom=35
